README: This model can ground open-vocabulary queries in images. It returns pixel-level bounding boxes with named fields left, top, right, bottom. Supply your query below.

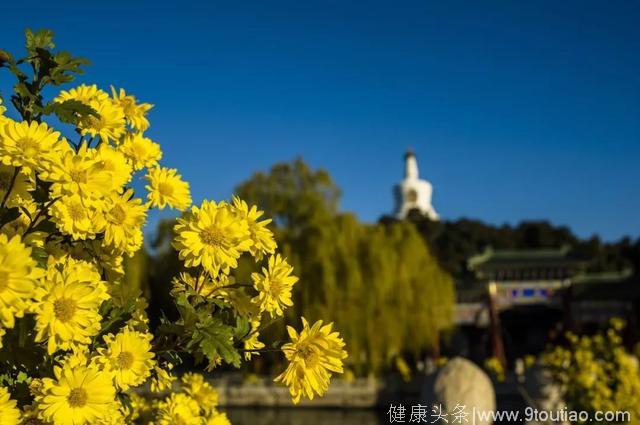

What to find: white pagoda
left=394, top=150, right=439, bottom=220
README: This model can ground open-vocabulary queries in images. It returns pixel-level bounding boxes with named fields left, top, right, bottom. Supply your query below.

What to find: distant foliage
left=390, top=214, right=640, bottom=282
left=236, top=159, right=455, bottom=375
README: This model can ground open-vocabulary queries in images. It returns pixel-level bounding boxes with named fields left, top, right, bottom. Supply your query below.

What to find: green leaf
left=30, top=219, right=57, bottom=234
left=190, top=317, right=241, bottom=368
left=13, top=83, right=31, bottom=99
left=31, top=246, right=48, bottom=268
left=50, top=52, right=90, bottom=85
left=43, top=100, right=97, bottom=125
left=18, top=206, right=32, bottom=221
left=35, top=47, right=57, bottom=78
left=25, top=29, right=55, bottom=53
left=16, top=371, right=30, bottom=384
left=96, top=312, right=132, bottom=342
left=157, top=322, right=184, bottom=337
left=1, top=207, right=21, bottom=225
left=234, top=315, right=250, bottom=340
left=32, top=179, right=52, bottom=203
left=0, top=50, right=12, bottom=66
left=174, top=293, right=199, bottom=329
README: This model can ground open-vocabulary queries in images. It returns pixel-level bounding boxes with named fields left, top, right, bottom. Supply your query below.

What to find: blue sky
left=1, top=1, right=639, bottom=241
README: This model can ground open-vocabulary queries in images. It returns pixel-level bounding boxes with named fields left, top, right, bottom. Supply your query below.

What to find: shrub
left=543, top=319, right=640, bottom=424
left=0, top=29, right=346, bottom=424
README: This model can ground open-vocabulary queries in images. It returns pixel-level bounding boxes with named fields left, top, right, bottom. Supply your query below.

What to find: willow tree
left=236, top=159, right=454, bottom=375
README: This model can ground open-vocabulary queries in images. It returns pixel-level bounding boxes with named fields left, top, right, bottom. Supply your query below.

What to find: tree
left=235, top=157, right=340, bottom=232
left=236, top=159, right=455, bottom=375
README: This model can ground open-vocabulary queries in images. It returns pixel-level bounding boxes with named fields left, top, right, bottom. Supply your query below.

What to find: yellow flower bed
left=543, top=319, right=640, bottom=424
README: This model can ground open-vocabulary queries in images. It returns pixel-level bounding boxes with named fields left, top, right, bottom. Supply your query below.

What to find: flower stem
left=24, top=197, right=59, bottom=234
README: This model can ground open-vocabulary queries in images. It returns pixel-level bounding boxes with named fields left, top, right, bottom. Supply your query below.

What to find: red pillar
left=488, top=282, right=507, bottom=370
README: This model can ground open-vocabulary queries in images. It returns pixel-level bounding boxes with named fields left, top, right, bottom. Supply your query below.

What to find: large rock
left=421, top=357, right=496, bottom=425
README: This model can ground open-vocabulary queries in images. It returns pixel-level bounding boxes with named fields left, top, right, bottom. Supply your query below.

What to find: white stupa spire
left=405, top=150, right=419, bottom=180
left=394, top=150, right=439, bottom=220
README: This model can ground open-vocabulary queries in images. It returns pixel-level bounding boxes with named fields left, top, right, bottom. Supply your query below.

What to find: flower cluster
left=0, top=29, right=346, bottom=424
left=543, top=319, right=640, bottom=421
left=129, top=373, right=230, bottom=425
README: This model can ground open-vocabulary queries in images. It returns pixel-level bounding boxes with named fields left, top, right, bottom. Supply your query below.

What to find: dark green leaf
left=1, top=207, right=21, bottom=224
left=32, top=179, right=52, bottom=203
left=190, top=317, right=241, bottom=368
left=43, top=100, right=97, bottom=125
left=31, top=219, right=57, bottom=234
left=174, top=293, right=198, bottom=329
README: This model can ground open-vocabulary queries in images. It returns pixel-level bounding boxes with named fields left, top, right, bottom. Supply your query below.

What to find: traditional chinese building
left=456, top=246, right=640, bottom=362
left=467, top=246, right=586, bottom=309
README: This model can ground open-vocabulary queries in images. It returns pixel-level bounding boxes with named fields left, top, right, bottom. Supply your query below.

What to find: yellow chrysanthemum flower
left=102, top=189, right=147, bottom=255
left=275, top=318, right=347, bottom=404
left=96, top=408, right=127, bottom=425
left=28, top=377, right=45, bottom=401
left=43, top=145, right=115, bottom=202
left=0, top=165, right=34, bottom=209
left=206, top=411, right=232, bottom=425
left=79, top=100, right=125, bottom=144
left=89, top=241, right=126, bottom=279
left=150, top=363, right=176, bottom=393
left=0, top=387, right=20, bottom=425
left=173, top=200, right=253, bottom=275
left=232, top=197, right=276, bottom=260
left=126, top=297, right=151, bottom=332
left=244, top=319, right=265, bottom=360
left=34, top=258, right=109, bottom=354
left=55, top=84, right=110, bottom=105
left=171, top=271, right=229, bottom=298
left=50, top=194, right=106, bottom=240
left=95, top=144, right=133, bottom=188
left=60, top=345, right=92, bottom=370
left=0, top=234, right=43, bottom=328
left=0, top=120, right=62, bottom=174
left=37, top=364, right=117, bottom=425
left=111, top=87, right=153, bottom=132
left=96, top=328, right=155, bottom=390
left=16, top=404, right=43, bottom=425
left=129, top=392, right=152, bottom=421
left=145, top=167, right=191, bottom=211
left=252, top=254, right=298, bottom=317
left=155, top=393, right=202, bottom=425
left=45, top=239, right=125, bottom=281
left=0, top=199, right=47, bottom=248
left=181, top=373, right=219, bottom=414
left=120, top=132, right=162, bottom=171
